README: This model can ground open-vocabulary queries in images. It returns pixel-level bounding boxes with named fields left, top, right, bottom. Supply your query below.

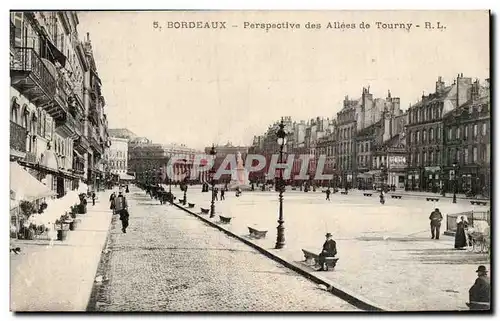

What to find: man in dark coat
left=325, top=188, right=331, bottom=201
left=220, top=188, right=225, bottom=200
left=429, top=208, right=443, bottom=239
left=467, top=265, right=490, bottom=310
left=318, top=233, right=337, bottom=271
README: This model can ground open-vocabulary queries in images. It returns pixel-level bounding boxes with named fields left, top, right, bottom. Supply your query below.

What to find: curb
left=86, top=210, right=117, bottom=311
left=171, top=201, right=388, bottom=312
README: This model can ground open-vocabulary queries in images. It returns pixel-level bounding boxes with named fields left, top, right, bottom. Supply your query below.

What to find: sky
left=76, top=10, right=489, bottom=150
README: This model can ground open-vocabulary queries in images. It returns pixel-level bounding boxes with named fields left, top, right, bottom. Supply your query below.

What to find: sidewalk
left=10, top=190, right=113, bottom=311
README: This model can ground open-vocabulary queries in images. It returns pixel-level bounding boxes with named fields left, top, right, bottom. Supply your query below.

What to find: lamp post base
left=275, top=222, right=285, bottom=249
left=210, top=203, right=215, bottom=218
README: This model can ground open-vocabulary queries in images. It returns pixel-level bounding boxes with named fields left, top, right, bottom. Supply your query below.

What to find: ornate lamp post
left=452, top=163, right=457, bottom=204
left=275, top=118, right=287, bottom=249
left=209, top=145, right=217, bottom=218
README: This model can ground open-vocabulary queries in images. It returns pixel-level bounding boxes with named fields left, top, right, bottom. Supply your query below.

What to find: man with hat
left=317, top=233, right=337, bottom=271
left=467, top=265, right=490, bottom=310
left=429, top=208, right=443, bottom=240
left=114, top=191, right=129, bottom=233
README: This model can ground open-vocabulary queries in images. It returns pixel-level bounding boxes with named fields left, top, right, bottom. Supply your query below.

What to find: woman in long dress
left=455, top=216, right=468, bottom=249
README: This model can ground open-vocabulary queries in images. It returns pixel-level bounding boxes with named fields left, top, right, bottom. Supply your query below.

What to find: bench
left=340, top=191, right=348, bottom=195
left=391, top=195, right=402, bottom=199
left=188, top=203, right=195, bottom=208
left=470, top=200, right=488, bottom=206
left=248, top=227, right=268, bottom=239
left=426, top=198, right=440, bottom=202
left=219, top=215, right=232, bottom=224
left=200, top=207, right=209, bottom=214
left=302, top=249, right=339, bottom=270
left=363, top=193, right=372, bottom=197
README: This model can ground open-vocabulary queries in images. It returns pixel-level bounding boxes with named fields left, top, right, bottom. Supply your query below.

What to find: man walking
left=114, top=191, right=129, bottom=233
left=220, top=188, right=225, bottom=201
left=214, top=188, right=219, bottom=201
left=92, top=191, right=96, bottom=206
left=467, top=265, right=490, bottom=310
left=325, top=188, right=331, bottom=201
left=429, top=208, right=443, bottom=240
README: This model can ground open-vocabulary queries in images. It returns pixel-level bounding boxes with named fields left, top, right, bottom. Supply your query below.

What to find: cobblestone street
left=91, top=187, right=357, bottom=311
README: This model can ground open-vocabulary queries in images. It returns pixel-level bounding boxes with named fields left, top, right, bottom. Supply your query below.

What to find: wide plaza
left=164, top=185, right=490, bottom=311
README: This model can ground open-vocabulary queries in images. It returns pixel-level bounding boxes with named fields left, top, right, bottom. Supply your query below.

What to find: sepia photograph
left=8, top=9, right=491, bottom=313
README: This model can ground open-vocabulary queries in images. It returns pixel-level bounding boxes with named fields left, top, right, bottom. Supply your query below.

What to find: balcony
left=10, top=22, right=15, bottom=49
left=55, top=112, right=80, bottom=139
left=75, top=135, right=90, bottom=154
left=25, top=151, right=37, bottom=164
left=10, top=121, right=27, bottom=154
left=89, top=127, right=103, bottom=155
left=10, top=47, right=56, bottom=105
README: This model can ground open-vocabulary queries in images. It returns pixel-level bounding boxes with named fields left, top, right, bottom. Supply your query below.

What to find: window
left=416, top=152, right=420, bottom=165
left=11, top=103, right=18, bottom=123
left=474, top=124, right=478, bottom=137
left=437, top=127, right=441, bottom=139
left=11, top=13, right=23, bottom=47
left=448, top=128, right=453, bottom=140
left=482, top=123, right=487, bottom=136
left=429, top=128, right=434, bottom=142
left=464, top=149, right=469, bottom=164
left=457, top=127, right=461, bottom=140
left=465, top=125, right=468, bottom=139
left=473, top=147, right=478, bottom=163
left=423, top=152, right=427, bottom=165
left=423, top=130, right=427, bottom=143
left=456, top=149, right=460, bottom=163
left=410, top=153, right=413, bottom=165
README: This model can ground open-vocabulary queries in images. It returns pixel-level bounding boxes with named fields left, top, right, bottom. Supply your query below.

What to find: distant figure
left=125, top=185, right=130, bottom=193
left=220, top=189, right=225, bottom=200
left=325, top=188, right=331, bottom=201
left=214, top=188, right=219, bottom=201
left=455, top=215, right=468, bottom=249
left=429, top=208, right=443, bottom=240
left=317, top=233, right=337, bottom=271
left=379, top=190, right=385, bottom=204
left=109, top=192, right=116, bottom=214
left=115, top=191, right=129, bottom=233
left=235, top=187, right=242, bottom=197
left=92, top=191, right=96, bottom=206
left=467, top=265, right=490, bottom=310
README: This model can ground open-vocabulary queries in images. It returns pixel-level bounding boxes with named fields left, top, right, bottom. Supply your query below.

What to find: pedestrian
left=467, top=265, right=490, bottom=310
left=92, top=191, right=96, bottom=206
left=429, top=208, right=443, bottom=240
left=114, top=191, right=129, bottom=233
left=317, top=233, right=337, bottom=271
left=109, top=192, right=116, bottom=214
left=220, top=189, right=225, bottom=200
left=126, top=185, right=129, bottom=193
left=455, top=215, right=468, bottom=249
left=214, top=188, right=219, bottom=201
left=325, top=188, right=331, bottom=201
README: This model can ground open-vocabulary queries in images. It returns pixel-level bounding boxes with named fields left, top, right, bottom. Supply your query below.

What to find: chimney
left=435, top=76, right=445, bottom=93
left=457, top=74, right=472, bottom=107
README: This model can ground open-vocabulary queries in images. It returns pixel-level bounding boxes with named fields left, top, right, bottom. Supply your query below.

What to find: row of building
left=249, top=75, right=490, bottom=196
left=10, top=11, right=110, bottom=198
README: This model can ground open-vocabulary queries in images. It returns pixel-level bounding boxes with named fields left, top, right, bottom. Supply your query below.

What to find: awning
left=10, top=162, right=56, bottom=207
left=41, top=36, right=67, bottom=67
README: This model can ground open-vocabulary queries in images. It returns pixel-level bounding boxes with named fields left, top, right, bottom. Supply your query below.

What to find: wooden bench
left=391, top=195, right=402, bottom=199
left=200, top=207, right=209, bottom=214
left=470, top=200, right=488, bottom=206
left=363, top=193, right=372, bottom=197
left=188, top=203, right=195, bottom=208
left=426, top=198, right=440, bottom=202
left=302, top=249, right=339, bottom=270
left=219, top=215, right=232, bottom=224
left=340, top=191, right=348, bottom=195
left=248, top=227, right=268, bottom=239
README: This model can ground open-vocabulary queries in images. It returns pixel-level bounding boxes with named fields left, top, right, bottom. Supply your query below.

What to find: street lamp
left=275, top=118, right=287, bottom=249
left=452, top=163, right=457, bottom=204
left=209, top=145, right=217, bottom=218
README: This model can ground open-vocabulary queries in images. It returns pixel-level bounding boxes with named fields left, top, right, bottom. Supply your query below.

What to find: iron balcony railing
left=10, top=22, right=15, bottom=48
left=10, top=47, right=57, bottom=97
left=10, top=121, right=27, bottom=153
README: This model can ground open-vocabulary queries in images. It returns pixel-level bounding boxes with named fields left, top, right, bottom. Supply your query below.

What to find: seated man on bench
left=318, top=232, right=337, bottom=271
